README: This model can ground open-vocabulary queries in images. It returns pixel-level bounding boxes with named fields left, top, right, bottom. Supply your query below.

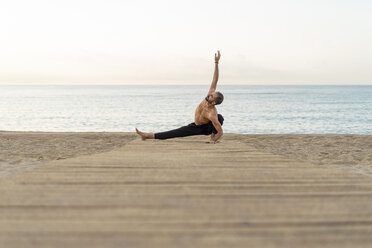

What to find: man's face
left=205, top=93, right=216, bottom=104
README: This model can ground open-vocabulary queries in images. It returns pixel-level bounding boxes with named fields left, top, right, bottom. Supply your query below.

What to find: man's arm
left=208, top=50, right=221, bottom=95
left=208, top=114, right=223, bottom=144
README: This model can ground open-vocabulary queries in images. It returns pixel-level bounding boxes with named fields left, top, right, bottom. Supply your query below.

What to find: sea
left=0, top=85, right=371, bottom=134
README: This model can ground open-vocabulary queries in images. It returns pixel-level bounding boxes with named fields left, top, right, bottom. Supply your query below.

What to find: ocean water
left=0, top=85, right=371, bottom=134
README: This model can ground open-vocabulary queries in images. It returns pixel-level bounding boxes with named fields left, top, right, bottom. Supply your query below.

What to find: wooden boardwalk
left=1, top=135, right=372, bottom=247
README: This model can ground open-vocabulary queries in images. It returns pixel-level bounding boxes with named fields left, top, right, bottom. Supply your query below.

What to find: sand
left=1, top=132, right=371, bottom=178
left=236, top=134, right=372, bottom=176
left=0, top=131, right=137, bottom=177
left=1, top=134, right=372, bottom=247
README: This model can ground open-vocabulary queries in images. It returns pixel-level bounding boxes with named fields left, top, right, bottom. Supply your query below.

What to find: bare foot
left=136, top=128, right=154, bottom=140
left=135, top=128, right=147, bottom=140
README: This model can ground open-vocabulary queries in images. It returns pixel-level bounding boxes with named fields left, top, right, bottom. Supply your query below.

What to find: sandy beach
left=1, top=132, right=372, bottom=247
left=0, top=132, right=137, bottom=178
left=229, top=134, right=372, bottom=176
left=1, top=132, right=371, bottom=177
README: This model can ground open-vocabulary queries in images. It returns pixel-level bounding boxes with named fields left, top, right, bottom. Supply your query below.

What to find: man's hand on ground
left=206, top=140, right=219, bottom=144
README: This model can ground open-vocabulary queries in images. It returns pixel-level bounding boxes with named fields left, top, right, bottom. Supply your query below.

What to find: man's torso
left=194, top=99, right=217, bottom=125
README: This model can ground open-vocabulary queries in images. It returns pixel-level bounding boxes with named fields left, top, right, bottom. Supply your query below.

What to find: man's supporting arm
left=208, top=50, right=221, bottom=95
left=209, top=115, right=223, bottom=143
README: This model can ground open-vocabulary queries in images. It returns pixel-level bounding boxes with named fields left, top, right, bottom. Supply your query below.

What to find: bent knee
left=217, top=114, right=224, bottom=125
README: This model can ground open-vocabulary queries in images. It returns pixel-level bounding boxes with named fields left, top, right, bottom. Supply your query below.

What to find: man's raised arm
left=208, top=50, right=221, bottom=95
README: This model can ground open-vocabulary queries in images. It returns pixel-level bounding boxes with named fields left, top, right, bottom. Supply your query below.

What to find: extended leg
left=154, top=123, right=206, bottom=140
left=136, top=123, right=206, bottom=141
left=136, top=115, right=223, bottom=141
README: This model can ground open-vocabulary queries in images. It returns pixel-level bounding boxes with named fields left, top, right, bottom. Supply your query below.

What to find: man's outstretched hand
left=215, top=50, right=221, bottom=63
left=206, top=140, right=219, bottom=144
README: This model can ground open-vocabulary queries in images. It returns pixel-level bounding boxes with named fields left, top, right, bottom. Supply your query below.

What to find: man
left=136, top=50, right=224, bottom=144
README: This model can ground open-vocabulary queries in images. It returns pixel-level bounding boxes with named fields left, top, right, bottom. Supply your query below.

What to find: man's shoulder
left=206, top=107, right=218, bottom=118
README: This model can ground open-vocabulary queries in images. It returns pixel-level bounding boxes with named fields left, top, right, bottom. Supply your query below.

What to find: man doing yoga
left=136, top=50, right=224, bottom=144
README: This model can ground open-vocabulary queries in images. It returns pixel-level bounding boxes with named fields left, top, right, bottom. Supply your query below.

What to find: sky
left=0, top=0, right=371, bottom=85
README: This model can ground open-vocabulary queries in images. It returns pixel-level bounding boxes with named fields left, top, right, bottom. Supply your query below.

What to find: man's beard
left=205, top=96, right=212, bottom=104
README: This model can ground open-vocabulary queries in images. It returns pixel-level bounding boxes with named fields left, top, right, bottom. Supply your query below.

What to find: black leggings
left=155, top=114, right=224, bottom=140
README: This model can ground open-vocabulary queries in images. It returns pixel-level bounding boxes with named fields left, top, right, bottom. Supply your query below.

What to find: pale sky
left=1, top=0, right=371, bottom=85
